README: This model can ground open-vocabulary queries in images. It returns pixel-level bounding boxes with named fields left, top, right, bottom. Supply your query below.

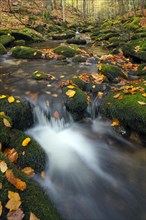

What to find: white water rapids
left=27, top=107, right=145, bottom=220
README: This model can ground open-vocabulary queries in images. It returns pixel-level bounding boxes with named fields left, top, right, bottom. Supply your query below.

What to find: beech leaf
left=66, top=89, right=76, bottom=98
left=67, top=85, right=75, bottom=89
left=3, top=118, right=11, bottom=127
left=137, top=101, right=146, bottom=105
left=111, top=119, right=120, bottom=126
left=142, top=93, right=146, bottom=98
left=8, top=96, right=15, bottom=103
left=5, top=191, right=21, bottom=211
left=0, top=161, right=8, bottom=173
left=22, top=137, right=31, bottom=147
left=21, top=167, right=35, bottom=176
left=4, top=148, right=18, bottom=163
left=30, top=212, right=40, bottom=220
left=7, top=208, right=24, bottom=220
left=0, top=95, right=6, bottom=99
left=113, top=93, right=121, bottom=98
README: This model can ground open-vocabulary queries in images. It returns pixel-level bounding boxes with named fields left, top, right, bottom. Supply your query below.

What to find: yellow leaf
left=142, top=93, right=146, bottom=98
left=0, top=161, right=8, bottom=173
left=30, top=212, right=40, bottom=220
left=113, top=93, right=121, bottom=98
left=97, top=92, right=103, bottom=99
left=66, top=90, right=76, bottom=98
left=111, top=119, right=120, bottom=126
left=0, top=95, right=6, bottom=99
left=36, top=73, right=41, bottom=77
left=22, top=137, right=31, bottom=147
left=0, top=112, right=5, bottom=116
left=3, top=118, right=11, bottom=128
left=5, top=191, right=21, bottom=211
left=0, top=201, right=2, bottom=217
left=8, top=96, right=15, bottom=103
left=33, top=52, right=37, bottom=56
left=67, top=85, right=75, bottom=89
left=137, top=101, right=146, bottom=105
left=98, top=65, right=102, bottom=71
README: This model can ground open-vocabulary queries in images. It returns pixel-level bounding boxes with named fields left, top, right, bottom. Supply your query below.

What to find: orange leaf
left=0, top=160, right=8, bottom=173
left=5, top=191, right=21, bottom=211
left=22, top=137, right=31, bottom=147
left=4, top=148, right=18, bottom=163
left=8, top=96, right=15, bottom=103
left=118, top=95, right=123, bottom=100
left=3, top=118, right=11, bottom=127
left=137, top=101, right=146, bottom=105
left=30, top=212, right=40, bottom=220
left=66, top=90, right=76, bottom=98
left=111, top=119, right=120, bottom=126
left=21, top=167, right=35, bottom=176
left=7, top=208, right=24, bottom=220
left=0, top=201, right=2, bottom=217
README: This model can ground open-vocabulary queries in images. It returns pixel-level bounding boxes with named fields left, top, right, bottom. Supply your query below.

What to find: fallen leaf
left=67, top=85, right=75, bottom=89
left=111, top=119, right=120, bottom=126
left=97, top=92, right=103, bottom=99
left=0, top=183, right=2, bottom=190
left=22, top=137, right=31, bottom=147
left=41, top=171, right=46, bottom=179
left=142, top=93, right=146, bottom=98
left=36, top=73, right=41, bottom=77
left=0, top=112, right=5, bottom=116
left=0, top=161, right=8, bottom=173
left=0, top=143, right=2, bottom=151
left=5, top=191, right=21, bottom=211
left=8, top=96, right=15, bottom=103
left=4, top=149, right=18, bottom=163
left=33, top=52, right=37, bottom=56
left=137, top=101, right=146, bottom=105
left=3, top=118, right=11, bottom=127
left=0, top=95, right=6, bottom=99
left=0, top=201, right=2, bottom=217
left=118, top=95, right=123, bottom=100
left=21, top=167, right=35, bottom=176
left=30, top=212, right=40, bottom=220
left=7, top=208, right=24, bottom=220
left=66, top=90, right=76, bottom=98
left=113, top=93, right=121, bottom=98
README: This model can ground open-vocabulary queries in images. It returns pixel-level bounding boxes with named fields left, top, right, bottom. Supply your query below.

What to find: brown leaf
left=4, top=148, right=18, bottom=163
left=0, top=160, right=8, bottom=173
left=7, top=208, right=24, bottom=220
left=21, top=167, right=35, bottom=176
left=0, top=201, right=2, bottom=217
left=3, top=118, right=11, bottom=127
left=30, top=212, right=40, bottom=220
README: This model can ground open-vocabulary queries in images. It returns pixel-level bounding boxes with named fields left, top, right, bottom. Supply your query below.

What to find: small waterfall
left=27, top=106, right=145, bottom=220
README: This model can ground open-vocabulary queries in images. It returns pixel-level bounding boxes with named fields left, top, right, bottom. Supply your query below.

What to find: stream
left=0, top=41, right=146, bottom=220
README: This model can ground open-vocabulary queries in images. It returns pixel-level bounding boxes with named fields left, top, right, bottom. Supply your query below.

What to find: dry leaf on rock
left=137, top=101, right=146, bottom=105
left=0, top=160, right=8, bottom=173
left=8, top=96, right=15, bottom=103
left=4, top=148, right=18, bottom=163
left=30, top=212, right=40, bottom=220
left=5, top=191, right=21, bottom=211
left=3, top=118, right=11, bottom=127
left=22, top=138, right=31, bottom=147
left=21, top=167, right=35, bottom=176
left=7, top=208, right=24, bottom=220
left=111, top=119, right=120, bottom=126
left=66, top=90, right=76, bottom=98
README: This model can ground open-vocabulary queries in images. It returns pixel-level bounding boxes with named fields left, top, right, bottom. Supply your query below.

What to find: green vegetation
left=0, top=34, right=15, bottom=46
left=0, top=43, right=7, bottom=55
left=0, top=114, right=12, bottom=145
left=54, top=45, right=79, bottom=57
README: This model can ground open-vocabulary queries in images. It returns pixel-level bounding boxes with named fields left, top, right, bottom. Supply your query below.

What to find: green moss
left=131, top=32, right=146, bottom=40
left=0, top=152, right=62, bottom=220
left=9, top=129, right=47, bottom=173
left=100, top=82, right=146, bottom=133
left=72, top=55, right=87, bottom=63
left=72, top=77, right=88, bottom=90
left=11, top=46, right=42, bottom=59
left=0, top=43, right=7, bottom=55
left=136, top=64, right=146, bottom=75
left=13, top=40, right=25, bottom=46
left=0, top=95, right=33, bottom=131
left=0, top=34, right=15, bottom=46
left=100, top=64, right=127, bottom=81
left=54, top=45, right=79, bottom=57
left=0, top=114, right=12, bottom=145
left=124, top=17, right=140, bottom=30
left=62, top=85, right=87, bottom=115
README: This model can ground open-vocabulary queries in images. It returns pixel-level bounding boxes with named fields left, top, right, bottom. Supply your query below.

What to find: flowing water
left=0, top=42, right=146, bottom=220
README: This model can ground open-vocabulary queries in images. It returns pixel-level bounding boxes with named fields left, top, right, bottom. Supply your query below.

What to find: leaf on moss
left=6, top=169, right=27, bottom=191
left=0, top=112, right=5, bottom=116
left=113, top=93, right=121, bottom=98
left=8, top=96, right=15, bottom=103
left=7, top=208, right=24, bottom=220
left=3, top=118, right=11, bottom=127
left=97, top=92, right=103, bottom=99
left=0, top=95, right=6, bottom=99
left=142, top=93, right=146, bottom=98
left=67, top=85, right=75, bottom=89
left=30, top=212, right=40, bottom=220
left=5, top=191, right=21, bottom=211
left=0, top=160, right=8, bottom=173
left=66, top=89, right=76, bottom=98
left=22, top=137, right=31, bottom=147
left=137, top=101, right=146, bottom=105
left=0, top=201, right=2, bottom=217
left=21, top=167, right=35, bottom=176
left=111, top=119, right=120, bottom=126
left=4, top=148, right=18, bottom=163
left=36, top=73, right=41, bottom=77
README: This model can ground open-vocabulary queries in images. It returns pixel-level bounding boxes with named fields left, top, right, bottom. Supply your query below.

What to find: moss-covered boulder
left=0, top=34, right=15, bottom=46
left=11, top=46, right=42, bottom=59
left=0, top=152, right=62, bottom=220
left=9, top=129, right=46, bottom=173
left=72, top=55, right=87, bottom=63
left=0, top=43, right=7, bottom=55
left=0, top=114, right=12, bottom=145
left=100, top=81, right=146, bottom=134
left=66, top=38, right=86, bottom=45
left=100, top=64, right=127, bottom=81
left=54, top=45, right=79, bottom=57
left=0, top=95, right=33, bottom=131
left=62, top=85, right=88, bottom=120
left=32, top=71, right=48, bottom=80
left=136, top=64, right=146, bottom=76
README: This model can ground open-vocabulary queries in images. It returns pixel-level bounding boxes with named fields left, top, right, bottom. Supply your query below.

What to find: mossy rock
left=62, top=85, right=88, bottom=118
left=0, top=152, right=62, bottom=220
left=71, top=77, right=88, bottom=90
left=0, top=43, right=7, bottom=55
left=32, top=71, right=48, bottom=80
left=54, top=45, right=79, bottom=57
left=0, top=95, right=33, bottom=131
left=9, top=129, right=46, bottom=173
left=136, top=64, right=146, bottom=76
left=52, top=33, right=75, bottom=40
left=72, top=55, right=87, bottom=63
left=100, top=81, right=146, bottom=134
left=0, top=34, right=15, bottom=46
left=11, top=46, right=42, bottom=59
left=0, top=114, right=12, bottom=145
left=131, top=32, right=146, bottom=40
left=66, top=38, right=86, bottom=45
left=100, top=64, right=127, bottom=81
left=13, top=40, right=25, bottom=46
left=11, top=28, right=44, bottom=42
left=101, top=32, right=120, bottom=41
